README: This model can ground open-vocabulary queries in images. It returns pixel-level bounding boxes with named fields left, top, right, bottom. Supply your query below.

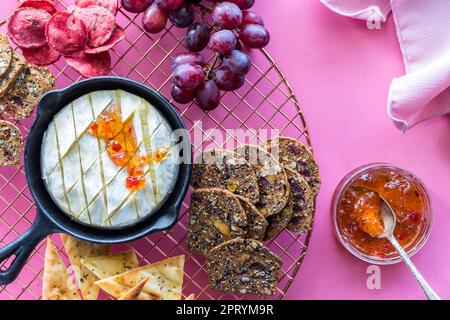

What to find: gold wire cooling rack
left=0, top=0, right=315, bottom=300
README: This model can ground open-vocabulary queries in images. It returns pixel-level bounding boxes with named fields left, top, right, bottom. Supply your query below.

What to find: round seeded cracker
left=234, top=145, right=289, bottom=218
left=262, top=136, right=321, bottom=196
left=187, top=188, right=248, bottom=256
left=0, top=65, right=55, bottom=120
left=235, top=195, right=267, bottom=241
left=206, top=238, right=281, bottom=296
left=192, top=149, right=260, bottom=204
left=0, top=35, right=13, bottom=78
left=0, top=120, right=23, bottom=166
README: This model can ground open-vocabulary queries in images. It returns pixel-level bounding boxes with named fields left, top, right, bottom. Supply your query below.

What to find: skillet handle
left=0, top=212, right=56, bottom=285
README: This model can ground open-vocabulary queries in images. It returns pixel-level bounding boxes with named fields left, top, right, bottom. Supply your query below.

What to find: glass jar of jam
left=331, top=163, right=433, bottom=264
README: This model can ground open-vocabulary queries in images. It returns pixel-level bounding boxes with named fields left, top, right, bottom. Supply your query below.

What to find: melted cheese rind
left=41, top=90, right=178, bottom=228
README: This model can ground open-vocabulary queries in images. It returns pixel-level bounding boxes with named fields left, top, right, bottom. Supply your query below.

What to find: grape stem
left=206, top=54, right=220, bottom=80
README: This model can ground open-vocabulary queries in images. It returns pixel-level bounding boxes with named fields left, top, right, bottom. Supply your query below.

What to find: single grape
left=239, top=24, right=270, bottom=48
left=241, top=10, right=264, bottom=27
left=169, top=4, right=195, bottom=28
left=212, top=2, right=243, bottom=30
left=173, top=63, right=205, bottom=89
left=156, top=0, right=184, bottom=12
left=143, top=3, right=168, bottom=33
left=214, top=67, right=245, bottom=91
left=196, top=80, right=221, bottom=111
left=171, top=84, right=196, bottom=104
left=121, top=0, right=154, bottom=13
left=172, top=52, right=205, bottom=71
left=209, top=30, right=237, bottom=55
left=222, top=49, right=251, bottom=76
left=185, top=22, right=211, bottom=52
left=219, top=0, right=255, bottom=10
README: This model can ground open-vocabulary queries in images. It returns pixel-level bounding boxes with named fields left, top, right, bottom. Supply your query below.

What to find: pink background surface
left=0, top=0, right=449, bottom=300
left=256, top=0, right=450, bottom=300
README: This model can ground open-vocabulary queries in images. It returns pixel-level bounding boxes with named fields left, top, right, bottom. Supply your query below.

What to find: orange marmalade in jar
left=332, top=164, right=433, bottom=264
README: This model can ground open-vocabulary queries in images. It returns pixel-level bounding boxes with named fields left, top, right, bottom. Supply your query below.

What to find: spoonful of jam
left=354, top=186, right=440, bottom=300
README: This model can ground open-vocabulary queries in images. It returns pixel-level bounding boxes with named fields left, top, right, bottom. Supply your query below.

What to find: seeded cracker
left=0, top=51, right=26, bottom=97
left=0, top=65, right=55, bottom=120
left=235, top=195, right=267, bottom=241
left=192, top=149, right=260, bottom=204
left=0, top=35, right=12, bottom=78
left=262, top=136, right=321, bottom=196
left=284, top=167, right=314, bottom=234
left=0, top=120, right=22, bottom=166
left=187, top=188, right=248, bottom=255
left=206, top=238, right=281, bottom=296
left=234, top=145, right=289, bottom=217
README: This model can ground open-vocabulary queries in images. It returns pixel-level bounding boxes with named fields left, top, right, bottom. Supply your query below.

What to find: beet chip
left=46, top=12, right=88, bottom=55
left=75, top=0, right=119, bottom=15
left=73, top=5, right=117, bottom=48
left=19, top=0, right=57, bottom=15
left=22, top=45, right=61, bottom=66
left=84, top=27, right=125, bottom=54
left=8, top=7, right=51, bottom=49
left=65, top=51, right=111, bottom=78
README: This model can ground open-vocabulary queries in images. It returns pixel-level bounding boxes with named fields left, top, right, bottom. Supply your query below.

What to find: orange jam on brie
left=89, top=103, right=169, bottom=192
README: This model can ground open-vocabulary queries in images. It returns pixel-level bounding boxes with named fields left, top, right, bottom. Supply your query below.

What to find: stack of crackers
left=42, top=235, right=194, bottom=300
left=0, top=34, right=55, bottom=167
left=189, top=136, right=321, bottom=296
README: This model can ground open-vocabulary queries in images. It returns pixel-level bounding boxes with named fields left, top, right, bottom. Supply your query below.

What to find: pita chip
left=117, top=277, right=149, bottom=300
left=185, top=294, right=195, bottom=300
left=95, top=255, right=185, bottom=300
left=62, top=235, right=111, bottom=300
left=42, top=238, right=81, bottom=300
left=81, top=250, right=139, bottom=280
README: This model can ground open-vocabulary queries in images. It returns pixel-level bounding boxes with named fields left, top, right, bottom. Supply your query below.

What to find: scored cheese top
left=41, top=90, right=178, bottom=228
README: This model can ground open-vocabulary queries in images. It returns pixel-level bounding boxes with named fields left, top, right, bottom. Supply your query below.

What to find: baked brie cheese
left=41, top=90, right=178, bottom=228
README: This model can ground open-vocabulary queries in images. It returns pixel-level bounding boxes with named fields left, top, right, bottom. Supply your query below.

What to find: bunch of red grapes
left=121, top=0, right=270, bottom=111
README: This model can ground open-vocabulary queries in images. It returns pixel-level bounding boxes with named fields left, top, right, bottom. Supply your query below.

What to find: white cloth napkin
left=320, top=0, right=450, bottom=132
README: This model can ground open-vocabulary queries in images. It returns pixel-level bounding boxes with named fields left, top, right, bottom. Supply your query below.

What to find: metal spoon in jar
left=377, top=194, right=441, bottom=300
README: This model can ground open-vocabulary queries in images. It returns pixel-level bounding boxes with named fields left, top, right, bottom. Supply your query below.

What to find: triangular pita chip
left=62, top=235, right=111, bottom=300
left=42, top=238, right=81, bottom=300
left=118, top=277, right=149, bottom=300
left=95, top=255, right=185, bottom=300
left=81, top=250, right=139, bottom=280
left=60, top=233, right=69, bottom=246
left=185, top=294, right=195, bottom=300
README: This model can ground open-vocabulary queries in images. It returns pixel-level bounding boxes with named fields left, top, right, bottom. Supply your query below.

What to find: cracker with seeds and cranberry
left=262, top=136, right=321, bottom=196
left=0, top=65, right=55, bottom=120
left=234, top=145, right=289, bottom=218
left=206, top=238, right=281, bottom=296
left=192, top=149, right=260, bottom=204
left=0, top=120, right=23, bottom=166
left=187, top=188, right=248, bottom=256
left=284, top=167, right=315, bottom=234
left=0, top=51, right=26, bottom=97
left=0, top=35, right=13, bottom=78
left=235, top=195, right=267, bottom=241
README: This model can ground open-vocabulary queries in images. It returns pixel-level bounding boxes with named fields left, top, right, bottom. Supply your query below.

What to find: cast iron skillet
left=0, top=77, right=192, bottom=285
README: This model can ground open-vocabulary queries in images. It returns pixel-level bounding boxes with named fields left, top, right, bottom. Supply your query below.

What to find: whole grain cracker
left=0, top=51, right=26, bottom=97
left=206, top=238, right=281, bottom=296
left=0, top=35, right=13, bottom=78
left=187, top=188, right=248, bottom=256
left=235, top=195, right=267, bottom=241
left=192, top=149, right=260, bottom=204
left=0, top=119, right=22, bottom=166
left=0, top=65, right=55, bottom=120
left=262, top=137, right=321, bottom=196
left=234, top=145, right=289, bottom=218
